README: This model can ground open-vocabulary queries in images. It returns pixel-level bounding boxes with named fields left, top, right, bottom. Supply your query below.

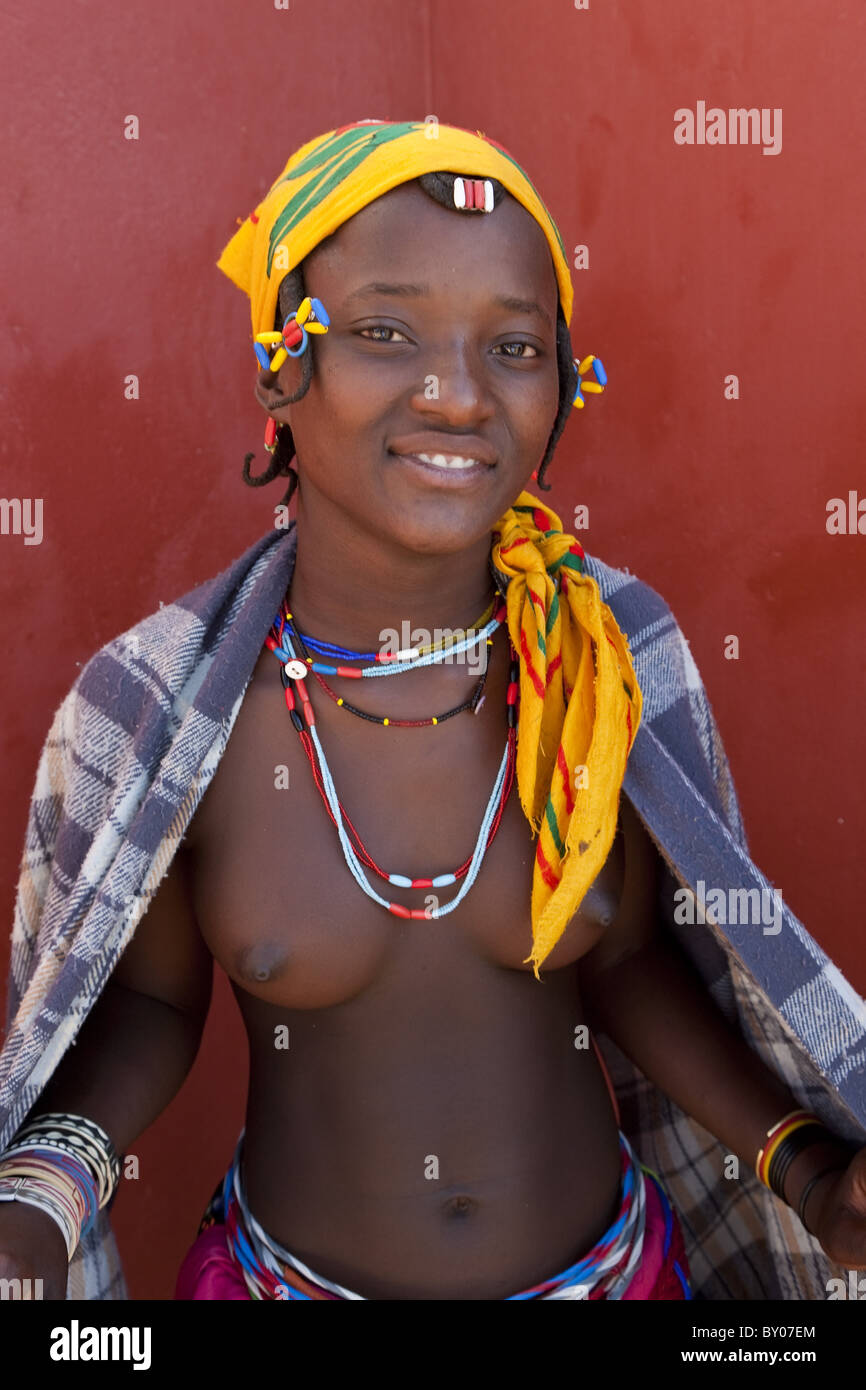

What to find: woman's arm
left=579, top=799, right=864, bottom=1259
left=31, top=843, right=213, bottom=1151
left=0, top=844, right=213, bottom=1295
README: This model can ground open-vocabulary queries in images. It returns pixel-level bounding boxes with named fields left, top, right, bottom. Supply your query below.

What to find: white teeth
left=412, top=453, right=480, bottom=469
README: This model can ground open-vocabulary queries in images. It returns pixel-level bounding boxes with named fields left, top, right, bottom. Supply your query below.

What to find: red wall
left=2, top=0, right=864, bottom=1298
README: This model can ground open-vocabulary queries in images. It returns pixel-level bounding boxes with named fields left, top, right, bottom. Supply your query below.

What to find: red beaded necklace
left=290, top=714, right=518, bottom=890
left=270, top=632, right=521, bottom=901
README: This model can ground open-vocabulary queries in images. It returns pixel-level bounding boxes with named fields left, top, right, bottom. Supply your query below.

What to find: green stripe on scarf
left=544, top=797, right=566, bottom=857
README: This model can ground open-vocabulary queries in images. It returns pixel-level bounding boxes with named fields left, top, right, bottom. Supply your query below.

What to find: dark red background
left=2, top=0, right=864, bottom=1298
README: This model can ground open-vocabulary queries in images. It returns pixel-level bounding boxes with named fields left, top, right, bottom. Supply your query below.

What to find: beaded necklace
left=266, top=598, right=507, bottom=681
left=277, top=610, right=493, bottom=727
left=278, top=594, right=497, bottom=663
left=268, top=623, right=520, bottom=919
left=285, top=668, right=517, bottom=893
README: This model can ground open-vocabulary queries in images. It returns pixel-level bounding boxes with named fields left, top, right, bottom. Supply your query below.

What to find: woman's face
left=257, top=181, right=562, bottom=555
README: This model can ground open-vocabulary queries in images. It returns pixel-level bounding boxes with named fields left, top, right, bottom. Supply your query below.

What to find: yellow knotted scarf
left=491, top=493, right=642, bottom=976
left=215, top=118, right=642, bottom=975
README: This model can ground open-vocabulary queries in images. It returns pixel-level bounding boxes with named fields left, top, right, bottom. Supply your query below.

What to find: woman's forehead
left=303, top=182, right=559, bottom=310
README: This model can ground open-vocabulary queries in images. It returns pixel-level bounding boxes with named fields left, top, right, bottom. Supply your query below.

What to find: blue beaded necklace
left=278, top=593, right=499, bottom=664
left=268, top=607, right=506, bottom=681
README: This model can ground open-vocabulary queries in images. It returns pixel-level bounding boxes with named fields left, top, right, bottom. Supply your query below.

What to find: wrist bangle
left=766, top=1124, right=830, bottom=1201
left=756, top=1110, right=821, bottom=1187
left=797, top=1164, right=847, bottom=1236
left=0, top=1175, right=80, bottom=1260
left=6, top=1112, right=121, bottom=1210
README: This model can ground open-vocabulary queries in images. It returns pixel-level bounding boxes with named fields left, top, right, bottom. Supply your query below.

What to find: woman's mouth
left=387, top=449, right=494, bottom=483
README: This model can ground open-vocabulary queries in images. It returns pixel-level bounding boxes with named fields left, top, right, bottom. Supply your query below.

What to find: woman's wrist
left=780, top=1137, right=857, bottom=1234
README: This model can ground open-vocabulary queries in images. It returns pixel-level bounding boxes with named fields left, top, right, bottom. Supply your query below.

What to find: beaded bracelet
left=0, top=1135, right=114, bottom=1207
left=0, top=1181, right=78, bottom=1259
left=6, top=1111, right=121, bottom=1208
left=0, top=1154, right=96, bottom=1259
left=0, top=1111, right=123, bottom=1262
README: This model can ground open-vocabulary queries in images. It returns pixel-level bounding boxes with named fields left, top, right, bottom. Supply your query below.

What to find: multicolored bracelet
left=4, top=1111, right=121, bottom=1208
left=756, top=1109, right=819, bottom=1190
left=0, top=1111, right=123, bottom=1262
left=0, top=1154, right=96, bottom=1259
left=755, top=1108, right=856, bottom=1209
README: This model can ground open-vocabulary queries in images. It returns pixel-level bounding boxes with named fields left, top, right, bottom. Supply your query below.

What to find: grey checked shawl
left=3, top=520, right=865, bottom=1300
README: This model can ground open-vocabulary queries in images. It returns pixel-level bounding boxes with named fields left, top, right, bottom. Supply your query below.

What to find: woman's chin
left=376, top=457, right=525, bottom=540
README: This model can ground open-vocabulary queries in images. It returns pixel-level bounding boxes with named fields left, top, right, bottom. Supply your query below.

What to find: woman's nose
left=410, top=344, right=494, bottom=421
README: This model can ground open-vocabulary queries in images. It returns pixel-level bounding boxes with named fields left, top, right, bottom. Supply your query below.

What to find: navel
left=441, top=1193, right=479, bottom=1219
left=235, top=941, right=291, bottom=985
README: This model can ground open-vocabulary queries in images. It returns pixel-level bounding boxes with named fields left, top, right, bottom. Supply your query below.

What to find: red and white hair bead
left=453, top=176, right=494, bottom=212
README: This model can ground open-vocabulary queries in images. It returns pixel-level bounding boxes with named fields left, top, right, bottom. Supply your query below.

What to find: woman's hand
left=810, top=1145, right=866, bottom=1270
left=0, top=1200, right=69, bottom=1299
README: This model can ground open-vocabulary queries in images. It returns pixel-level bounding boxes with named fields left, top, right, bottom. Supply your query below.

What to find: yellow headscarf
left=217, top=117, right=574, bottom=340
left=216, top=118, right=642, bottom=975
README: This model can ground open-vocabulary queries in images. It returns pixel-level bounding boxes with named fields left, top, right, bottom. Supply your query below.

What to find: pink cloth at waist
left=174, top=1172, right=689, bottom=1301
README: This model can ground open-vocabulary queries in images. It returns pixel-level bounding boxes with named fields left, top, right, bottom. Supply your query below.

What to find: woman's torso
left=183, top=618, right=626, bottom=1299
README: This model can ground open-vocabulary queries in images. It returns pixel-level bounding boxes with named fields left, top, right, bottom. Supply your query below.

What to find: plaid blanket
left=3, top=519, right=864, bottom=1300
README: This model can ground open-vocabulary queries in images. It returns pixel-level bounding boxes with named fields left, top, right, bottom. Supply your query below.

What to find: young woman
left=1, top=120, right=864, bottom=1301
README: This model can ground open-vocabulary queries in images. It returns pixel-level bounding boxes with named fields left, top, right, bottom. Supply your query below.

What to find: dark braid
left=244, top=172, right=577, bottom=508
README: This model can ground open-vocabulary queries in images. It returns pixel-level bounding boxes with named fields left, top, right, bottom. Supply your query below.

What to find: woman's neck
left=285, top=502, right=500, bottom=656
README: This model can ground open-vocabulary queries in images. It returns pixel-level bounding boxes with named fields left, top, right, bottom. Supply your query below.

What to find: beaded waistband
left=203, top=1128, right=648, bottom=1300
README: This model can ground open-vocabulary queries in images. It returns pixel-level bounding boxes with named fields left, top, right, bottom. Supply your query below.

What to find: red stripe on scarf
left=499, top=538, right=529, bottom=555
left=556, top=745, right=575, bottom=814
left=519, top=627, right=546, bottom=701
left=545, top=652, right=562, bottom=687
left=535, top=838, right=561, bottom=889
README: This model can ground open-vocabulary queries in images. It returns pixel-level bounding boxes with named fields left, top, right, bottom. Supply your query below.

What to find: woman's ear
left=253, top=367, right=277, bottom=411
left=253, top=361, right=303, bottom=416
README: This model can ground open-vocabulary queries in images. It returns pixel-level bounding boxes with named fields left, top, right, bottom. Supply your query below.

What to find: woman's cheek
left=517, top=373, right=560, bottom=452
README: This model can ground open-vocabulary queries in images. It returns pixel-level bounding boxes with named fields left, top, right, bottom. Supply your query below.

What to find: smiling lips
left=408, top=452, right=481, bottom=470
left=389, top=437, right=496, bottom=471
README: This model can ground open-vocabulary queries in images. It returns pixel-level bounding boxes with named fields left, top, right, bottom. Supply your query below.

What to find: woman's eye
left=359, top=326, right=410, bottom=343
left=496, top=342, right=539, bottom=359
left=357, top=327, right=538, bottom=357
